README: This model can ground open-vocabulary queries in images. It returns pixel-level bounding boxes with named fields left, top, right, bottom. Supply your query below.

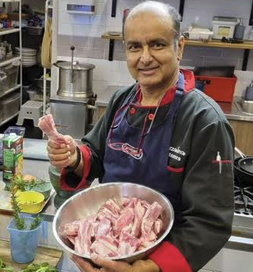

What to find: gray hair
left=123, top=1, right=181, bottom=48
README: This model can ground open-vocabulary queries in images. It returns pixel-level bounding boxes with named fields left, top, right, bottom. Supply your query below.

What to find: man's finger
left=71, top=255, right=98, bottom=272
left=47, top=145, right=70, bottom=155
left=91, top=255, right=131, bottom=272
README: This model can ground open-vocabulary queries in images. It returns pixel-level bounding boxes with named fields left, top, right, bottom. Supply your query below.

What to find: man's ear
left=177, top=36, right=185, bottom=61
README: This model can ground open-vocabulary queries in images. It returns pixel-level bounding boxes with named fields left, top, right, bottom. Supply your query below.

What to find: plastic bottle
left=234, top=18, right=245, bottom=41
left=245, top=81, right=253, bottom=101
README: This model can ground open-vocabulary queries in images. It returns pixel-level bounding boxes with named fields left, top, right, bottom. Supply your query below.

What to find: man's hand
left=47, top=135, right=77, bottom=169
left=71, top=254, right=160, bottom=272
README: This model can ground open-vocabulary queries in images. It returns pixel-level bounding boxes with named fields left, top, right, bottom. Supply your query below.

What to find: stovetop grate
left=234, top=185, right=253, bottom=216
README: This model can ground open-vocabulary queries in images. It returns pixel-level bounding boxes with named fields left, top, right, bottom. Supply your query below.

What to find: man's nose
left=140, top=47, right=153, bottom=64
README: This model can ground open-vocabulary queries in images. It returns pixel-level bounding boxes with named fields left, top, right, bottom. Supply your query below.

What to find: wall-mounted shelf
left=0, top=112, right=19, bottom=126
left=0, top=56, right=21, bottom=67
left=0, top=0, right=22, bottom=127
left=0, top=28, right=20, bottom=36
left=101, top=32, right=253, bottom=70
left=0, top=84, right=21, bottom=99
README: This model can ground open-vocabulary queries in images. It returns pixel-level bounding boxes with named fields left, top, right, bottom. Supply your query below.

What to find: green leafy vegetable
left=21, top=262, right=59, bottom=272
left=0, top=256, right=14, bottom=272
left=2, top=267, right=15, bottom=272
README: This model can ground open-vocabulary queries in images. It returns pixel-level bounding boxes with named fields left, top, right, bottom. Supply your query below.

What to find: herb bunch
left=10, top=181, right=43, bottom=231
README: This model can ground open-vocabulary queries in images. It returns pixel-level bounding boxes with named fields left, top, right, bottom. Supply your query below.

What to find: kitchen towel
left=41, top=18, right=52, bottom=69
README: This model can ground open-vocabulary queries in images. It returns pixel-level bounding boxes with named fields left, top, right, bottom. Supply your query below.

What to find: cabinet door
left=229, top=120, right=253, bottom=155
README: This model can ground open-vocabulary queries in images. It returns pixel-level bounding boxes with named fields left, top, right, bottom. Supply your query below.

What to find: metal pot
left=55, top=61, right=95, bottom=99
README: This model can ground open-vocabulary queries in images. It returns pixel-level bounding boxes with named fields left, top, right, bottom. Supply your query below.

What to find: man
left=47, top=1, right=234, bottom=271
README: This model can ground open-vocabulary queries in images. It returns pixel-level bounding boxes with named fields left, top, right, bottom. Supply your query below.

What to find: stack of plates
left=15, top=47, right=37, bottom=67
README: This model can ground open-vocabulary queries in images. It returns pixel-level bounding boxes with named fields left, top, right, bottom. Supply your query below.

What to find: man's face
left=124, top=12, right=183, bottom=92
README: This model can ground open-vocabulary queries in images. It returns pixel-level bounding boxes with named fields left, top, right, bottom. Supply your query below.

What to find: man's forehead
left=127, top=2, right=168, bottom=19
left=125, top=13, right=173, bottom=35
left=126, top=9, right=170, bottom=23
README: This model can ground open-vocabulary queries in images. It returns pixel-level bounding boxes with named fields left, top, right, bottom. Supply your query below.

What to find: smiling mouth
left=138, top=67, right=158, bottom=75
left=139, top=67, right=158, bottom=71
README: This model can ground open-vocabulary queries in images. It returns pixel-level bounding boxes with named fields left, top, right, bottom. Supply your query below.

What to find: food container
left=25, top=180, right=52, bottom=199
left=0, top=63, right=19, bottom=94
left=17, top=191, right=45, bottom=213
left=25, top=26, right=44, bottom=36
left=195, top=75, right=237, bottom=103
left=53, top=182, right=174, bottom=264
left=188, top=27, right=213, bottom=41
left=7, top=215, right=41, bottom=263
left=4, top=126, right=26, bottom=136
left=2, top=132, right=23, bottom=183
left=242, top=100, right=253, bottom=115
left=1, top=93, right=20, bottom=120
left=194, top=66, right=237, bottom=103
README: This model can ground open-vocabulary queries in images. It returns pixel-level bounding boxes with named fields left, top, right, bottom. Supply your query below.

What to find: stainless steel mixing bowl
left=53, top=182, right=174, bottom=263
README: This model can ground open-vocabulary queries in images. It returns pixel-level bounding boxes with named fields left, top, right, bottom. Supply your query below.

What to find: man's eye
left=151, top=43, right=164, bottom=49
left=128, top=44, right=140, bottom=51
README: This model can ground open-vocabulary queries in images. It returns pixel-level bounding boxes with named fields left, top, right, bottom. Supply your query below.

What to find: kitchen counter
left=220, top=97, right=253, bottom=122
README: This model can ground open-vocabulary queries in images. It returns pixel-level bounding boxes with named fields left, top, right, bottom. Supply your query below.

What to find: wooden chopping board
left=0, top=240, right=63, bottom=271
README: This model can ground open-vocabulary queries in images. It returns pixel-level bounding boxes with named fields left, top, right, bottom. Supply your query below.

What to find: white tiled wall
left=54, top=0, right=253, bottom=99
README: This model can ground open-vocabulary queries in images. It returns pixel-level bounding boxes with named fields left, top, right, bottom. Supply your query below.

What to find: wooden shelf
left=102, top=32, right=253, bottom=49
left=185, top=39, right=253, bottom=50
left=101, top=32, right=253, bottom=69
left=102, top=32, right=123, bottom=40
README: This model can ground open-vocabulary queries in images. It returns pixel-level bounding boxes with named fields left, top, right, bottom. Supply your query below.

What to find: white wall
left=54, top=0, right=253, bottom=97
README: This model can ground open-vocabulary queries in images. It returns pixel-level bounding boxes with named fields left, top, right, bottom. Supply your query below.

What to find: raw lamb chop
left=38, top=114, right=74, bottom=148
left=61, top=197, right=164, bottom=258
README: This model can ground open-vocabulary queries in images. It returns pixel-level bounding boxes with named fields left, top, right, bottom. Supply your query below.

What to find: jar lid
left=56, top=61, right=95, bottom=70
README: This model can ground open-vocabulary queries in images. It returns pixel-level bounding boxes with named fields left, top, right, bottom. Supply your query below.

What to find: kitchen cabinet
left=101, top=32, right=253, bottom=70
left=0, top=0, right=22, bottom=127
left=229, top=119, right=253, bottom=155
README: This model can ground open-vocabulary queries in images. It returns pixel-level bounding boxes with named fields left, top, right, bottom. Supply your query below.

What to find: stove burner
left=234, top=185, right=253, bottom=215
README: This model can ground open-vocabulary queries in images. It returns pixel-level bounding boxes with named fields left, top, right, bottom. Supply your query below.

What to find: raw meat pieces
left=61, top=197, right=163, bottom=257
left=38, top=114, right=74, bottom=148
